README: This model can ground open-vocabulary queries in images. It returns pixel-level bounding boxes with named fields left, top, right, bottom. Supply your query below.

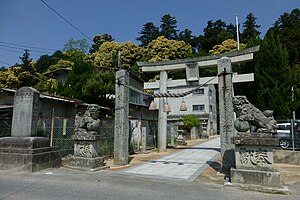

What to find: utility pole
left=236, top=14, right=240, bottom=50
left=118, top=51, right=121, bottom=70
left=291, top=87, right=296, bottom=151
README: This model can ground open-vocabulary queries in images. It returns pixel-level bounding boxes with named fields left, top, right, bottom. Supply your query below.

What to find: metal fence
left=0, top=114, right=157, bottom=157
left=43, top=117, right=75, bottom=157
left=44, top=117, right=115, bottom=158
left=0, top=116, right=12, bottom=138
left=98, top=119, right=115, bottom=158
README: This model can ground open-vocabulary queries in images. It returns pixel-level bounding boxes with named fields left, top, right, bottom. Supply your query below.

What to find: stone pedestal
left=0, top=137, right=61, bottom=172
left=69, top=134, right=106, bottom=171
left=230, top=132, right=288, bottom=193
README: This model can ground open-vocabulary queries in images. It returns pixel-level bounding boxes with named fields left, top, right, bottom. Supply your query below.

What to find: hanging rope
left=116, top=75, right=218, bottom=99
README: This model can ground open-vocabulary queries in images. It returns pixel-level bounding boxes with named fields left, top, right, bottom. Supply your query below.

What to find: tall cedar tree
left=20, top=49, right=33, bottom=72
left=241, top=13, right=261, bottom=44
left=136, top=22, right=160, bottom=47
left=160, top=14, right=178, bottom=40
left=200, top=19, right=234, bottom=52
left=255, top=33, right=293, bottom=119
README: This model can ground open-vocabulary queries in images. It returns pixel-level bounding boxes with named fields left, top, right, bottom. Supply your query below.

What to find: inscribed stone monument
left=0, top=87, right=61, bottom=172
left=114, top=70, right=129, bottom=165
left=11, top=87, right=41, bottom=137
left=218, top=57, right=235, bottom=178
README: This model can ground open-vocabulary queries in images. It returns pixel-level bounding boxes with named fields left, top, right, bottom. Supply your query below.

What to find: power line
left=0, top=44, right=53, bottom=54
left=0, top=60, right=12, bottom=67
left=40, top=0, right=92, bottom=41
left=0, top=47, right=24, bottom=54
left=0, top=41, right=57, bottom=51
left=0, top=47, right=49, bottom=58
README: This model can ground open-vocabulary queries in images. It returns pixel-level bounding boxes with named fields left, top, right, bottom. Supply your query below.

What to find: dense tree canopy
left=199, top=19, right=234, bottom=52
left=267, top=9, right=300, bottom=65
left=254, top=34, right=294, bottom=119
left=89, top=34, right=114, bottom=53
left=146, top=36, right=192, bottom=62
left=63, top=38, right=89, bottom=53
left=35, top=51, right=65, bottom=73
left=183, top=115, right=200, bottom=129
left=209, top=39, right=246, bottom=55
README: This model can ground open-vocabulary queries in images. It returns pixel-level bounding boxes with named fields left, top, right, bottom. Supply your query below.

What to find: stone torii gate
left=137, top=46, right=260, bottom=173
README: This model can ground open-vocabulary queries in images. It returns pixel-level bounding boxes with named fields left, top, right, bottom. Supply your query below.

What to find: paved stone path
left=120, top=137, right=220, bottom=182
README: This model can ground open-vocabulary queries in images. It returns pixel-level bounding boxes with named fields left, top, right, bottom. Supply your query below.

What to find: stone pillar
left=141, top=127, right=147, bottom=153
left=114, top=70, right=129, bottom=165
left=170, top=123, right=176, bottom=147
left=11, top=87, right=41, bottom=137
left=191, top=127, right=198, bottom=140
left=217, top=57, right=235, bottom=177
left=158, top=70, right=168, bottom=152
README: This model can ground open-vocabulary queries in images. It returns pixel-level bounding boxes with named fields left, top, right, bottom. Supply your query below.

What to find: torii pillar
left=158, top=71, right=168, bottom=152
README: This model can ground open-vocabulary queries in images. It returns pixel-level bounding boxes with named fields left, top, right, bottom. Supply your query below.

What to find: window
left=209, top=105, right=213, bottom=112
left=193, top=104, right=205, bottom=111
left=209, top=89, right=212, bottom=97
left=193, top=88, right=204, bottom=95
left=129, top=89, right=142, bottom=105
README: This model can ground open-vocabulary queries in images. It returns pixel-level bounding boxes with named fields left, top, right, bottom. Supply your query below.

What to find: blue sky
left=0, top=0, right=298, bottom=67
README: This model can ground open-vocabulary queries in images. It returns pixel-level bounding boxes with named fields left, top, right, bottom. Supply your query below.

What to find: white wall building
left=152, top=80, right=217, bottom=136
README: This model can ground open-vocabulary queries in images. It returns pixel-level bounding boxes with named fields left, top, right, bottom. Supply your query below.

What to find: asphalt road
left=0, top=168, right=299, bottom=200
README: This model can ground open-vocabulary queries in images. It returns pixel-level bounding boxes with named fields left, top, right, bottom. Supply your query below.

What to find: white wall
left=153, top=84, right=218, bottom=135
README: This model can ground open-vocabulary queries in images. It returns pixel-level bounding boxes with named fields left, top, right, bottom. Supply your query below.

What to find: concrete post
left=141, top=127, right=147, bottom=153
left=114, top=70, right=129, bottom=165
left=217, top=57, right=235, bottom=178
left=158, top=70, right=168, bottom=152
left=170, top=123, right=176, bottom=147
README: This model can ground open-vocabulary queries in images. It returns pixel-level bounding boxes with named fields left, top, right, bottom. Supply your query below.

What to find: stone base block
left=231, top=168, right=286, bottom=190
left=200, top=135, right=209, bottom=139
left=0, top=137, right=50, bottom=149
left=69, top=156, right=106, bottom=171
left=0, top=137, right=61, bottom=172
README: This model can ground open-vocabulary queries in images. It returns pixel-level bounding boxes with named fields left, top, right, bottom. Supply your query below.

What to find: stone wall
left=273, top=149, right=300, bottom=165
